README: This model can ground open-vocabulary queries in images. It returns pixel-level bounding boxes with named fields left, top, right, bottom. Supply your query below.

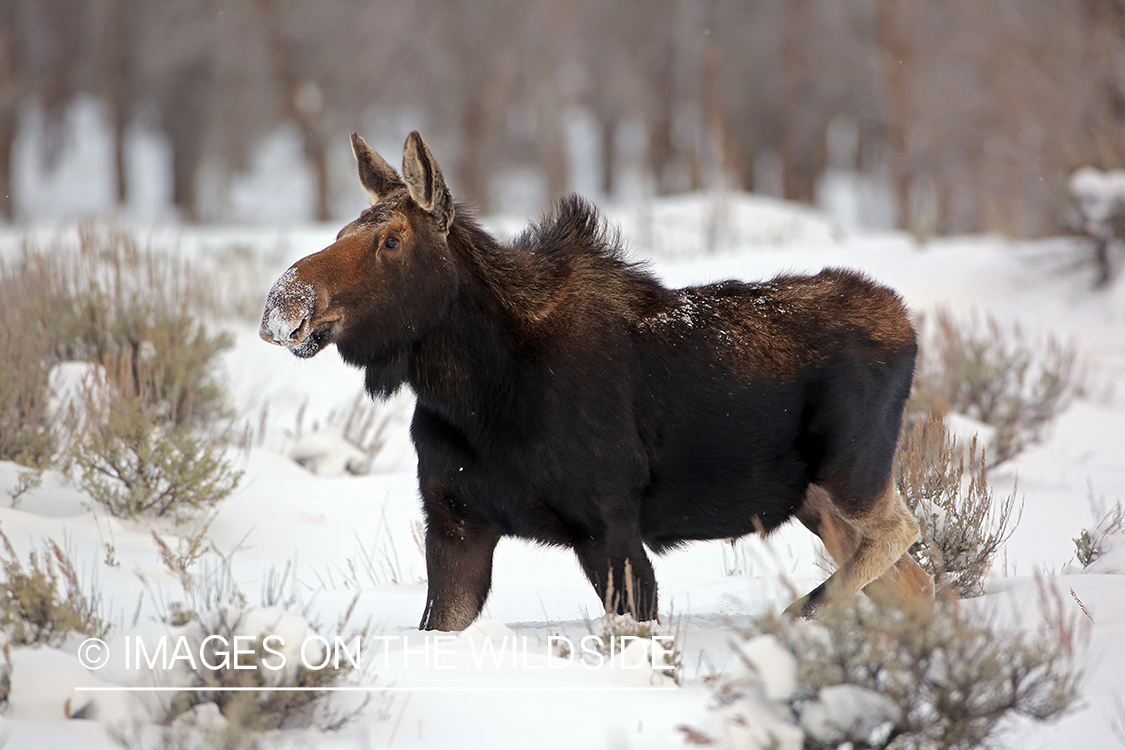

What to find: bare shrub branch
left=693, top=593, right=1084, bottom=749
left=1073, top=493, right=1124, bottom=569
left=72, top=390, right=241, bottom=522
left=0, top=227, right=233, bottom=472
left=895, top=416, right=1021, bottom=598
left=909, top=309, right=1082, bottom=466
left=148, top=555, right=371, bottom=743
left=325, top=389, right=397, bottom=475
left=0, top=527, right=108, bottom=646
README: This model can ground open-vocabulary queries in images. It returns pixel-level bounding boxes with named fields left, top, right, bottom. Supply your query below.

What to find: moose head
left=259, top=132, right=459, bottom=367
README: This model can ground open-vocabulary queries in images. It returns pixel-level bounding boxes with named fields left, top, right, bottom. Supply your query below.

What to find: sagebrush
left=1068, top=166, right=1125, bottom=288
left=0, top=226, right=232, bottom=468
left=148, top=555, right=370, bottom=741
left=691, top=591, right=1084, bottom=749
left=909, top=309, right=1081, bottom=466
left=326, top=389, right=396, bottom=475
left=586, top=612, right=682, bottom=684
left=0, top=259, right=58, bottom=466
left=1074, top=498, right=1124, bottom=569
left=73, top=393, right=240, bottom=522
left=1, top=226, right=242, bottom=522
left=894, top=416, right=1020, bottom=598
left=0, top=527, right=108, bottom=646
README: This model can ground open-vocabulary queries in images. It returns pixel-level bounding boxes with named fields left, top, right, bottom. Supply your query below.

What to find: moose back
left=259, top=131, right=934, bottom=630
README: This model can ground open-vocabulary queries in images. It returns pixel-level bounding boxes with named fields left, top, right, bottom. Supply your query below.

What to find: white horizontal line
left=74, top=685, right=676, bottom=693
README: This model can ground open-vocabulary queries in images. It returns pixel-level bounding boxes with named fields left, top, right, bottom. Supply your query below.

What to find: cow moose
left=260, top=131, right=934, bottom=631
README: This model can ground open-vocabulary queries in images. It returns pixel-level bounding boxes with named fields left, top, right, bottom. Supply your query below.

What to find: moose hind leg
left=866, top=550, right=934, bottom=605
left=789, top=481, right=927, bottom=618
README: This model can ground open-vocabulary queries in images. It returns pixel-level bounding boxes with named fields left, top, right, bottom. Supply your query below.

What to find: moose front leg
left=418, top=484, right=500, bottom=631
left=575, top=532, right=658, bottom=622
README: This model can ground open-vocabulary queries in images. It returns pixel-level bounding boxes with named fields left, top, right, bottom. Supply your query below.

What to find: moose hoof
left=785, top=583, right=828, bottom=619
left=784, top=599, right=816, bottom=620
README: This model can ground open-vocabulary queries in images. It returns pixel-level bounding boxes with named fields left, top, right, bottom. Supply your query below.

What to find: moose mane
left=446, top=195, right=672, bottom=329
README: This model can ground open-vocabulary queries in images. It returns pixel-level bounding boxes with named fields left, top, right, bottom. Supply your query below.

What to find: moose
left=260, top=131, right=934, bottom=631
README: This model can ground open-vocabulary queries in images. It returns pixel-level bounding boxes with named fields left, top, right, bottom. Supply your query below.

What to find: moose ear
left=401, top=131, right=454, bottom=233
left=351, top=133, right=404, bottom=205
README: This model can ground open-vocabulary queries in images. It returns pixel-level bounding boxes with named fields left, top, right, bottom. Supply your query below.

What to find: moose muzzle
left=259, top=267, right=317, bottom=348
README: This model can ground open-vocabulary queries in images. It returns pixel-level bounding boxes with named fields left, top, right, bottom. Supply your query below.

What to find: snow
left=943, top=411, right=999, bottom=458
left=733, top=635, right=798, bottom=703
left=2, top=190, right=1125, bottom=748
left=284, top=434, right=371, bottom=477
left=5, top=645, right=144, bottom=725
left=799, top=684, right=901, bottom=746
left=693, top=633, right=804, bottom=750
left=637, top=289, right=710, bottom=329
left=1070, top=166, right=1125, bottom=236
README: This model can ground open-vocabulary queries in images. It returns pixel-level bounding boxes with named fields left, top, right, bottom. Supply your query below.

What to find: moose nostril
left=260, top=305, right=311, bottom=346
left=261, top=267, right=317, bottom=347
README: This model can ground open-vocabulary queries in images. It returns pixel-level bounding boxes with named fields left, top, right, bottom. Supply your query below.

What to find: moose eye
left=383, top=237, right=400, bottom=250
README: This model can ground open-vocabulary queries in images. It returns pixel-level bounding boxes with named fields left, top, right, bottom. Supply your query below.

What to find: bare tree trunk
left=529, top=3, right=569, bottom=205
left=165, top=63, right=209, bottom=222
left=533, top=73, right=568, bottom=203
left=598, top=113, right=617, bottom=198
left=305, top=135, right=330, bottom=221
left=458, top=91, right=494, bottom=213
left=1079, top=0, right=1125, bottom=165
left=259, top=0, right=331, bottom=221
left=169, top=123, right=201, bottom=221
left=646, top=35, right=677, bottom=194
left=701, top=0, right=727, bottom=188
left=1092, top=236, right=1111, bottom=288
left=441, top=0, right=523, bottom=213
left=724, top=137, right=754, bottom=193
left=536, top=88, right=569, bottom=205
left=0, top=0, right=19, bottom=221
left=96, top=0, right=129, bottom=207
left=588, top=45, right=621, bottom=198
left=0, top=112, right=14, bottom=222
left=877, top=0, right=912, bottom=228
left=779, top=0, right=816, bottom=203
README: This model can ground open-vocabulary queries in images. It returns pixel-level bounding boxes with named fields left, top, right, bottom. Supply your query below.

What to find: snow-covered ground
left=1, top=192, right=1123, bottom=748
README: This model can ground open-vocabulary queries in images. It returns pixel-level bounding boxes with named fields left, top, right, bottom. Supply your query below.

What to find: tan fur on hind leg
left=865, top=551, right=935, bottom=606
left=789, top=482, right=933, bottom=617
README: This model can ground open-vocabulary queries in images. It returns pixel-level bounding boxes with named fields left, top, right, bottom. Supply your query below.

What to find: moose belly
left=634, top=371, right=816, bottom=551
left=638, top=452, right=810, bottom=551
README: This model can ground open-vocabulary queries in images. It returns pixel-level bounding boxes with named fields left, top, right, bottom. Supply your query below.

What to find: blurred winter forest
left=1, top=0, right=1123, bottom=234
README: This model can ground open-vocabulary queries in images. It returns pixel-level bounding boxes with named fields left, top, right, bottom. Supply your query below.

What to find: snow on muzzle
left=259, top=267, right=317, bottom=348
